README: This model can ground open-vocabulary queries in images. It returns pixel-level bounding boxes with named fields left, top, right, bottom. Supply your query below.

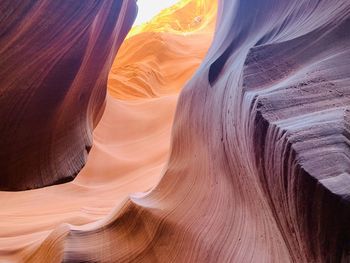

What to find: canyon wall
left=0, top=0, right=136, bottom=190
left=0, top=0, right=349, bottom=262
left=0, top=0, right=216, bottom=262
left=108, top=0, right=217, bottom=99
left=60, top=0, right=350, bottom=262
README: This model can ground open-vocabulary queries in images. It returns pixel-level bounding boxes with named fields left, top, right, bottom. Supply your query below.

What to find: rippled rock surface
left=1, top=0, right=350, bottom=262
left=61, top=0, right=350, bottom=262
left=0, top=0, right=136, bottom=190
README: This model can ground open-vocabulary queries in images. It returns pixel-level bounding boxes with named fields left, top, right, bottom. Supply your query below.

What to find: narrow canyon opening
left=75, top=0, right=217, bottom=205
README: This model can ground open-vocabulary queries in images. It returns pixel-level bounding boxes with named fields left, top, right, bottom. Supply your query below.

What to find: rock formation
left=0, top=0, right=216, bottom=261
left=108, top=0, right=217, bottom=99
left=0, top=0, right=136, bottom=190
left=1, top=0, right=350, bottom=262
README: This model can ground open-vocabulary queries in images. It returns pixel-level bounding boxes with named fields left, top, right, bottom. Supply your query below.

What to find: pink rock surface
left=0, top=0, right=136, bottom=190
left=1, top=0, right=350, bottom=262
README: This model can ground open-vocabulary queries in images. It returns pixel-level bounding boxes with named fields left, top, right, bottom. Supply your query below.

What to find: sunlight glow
left=134, top=0, right=180, bottom=25
left=128, top=0, right=217, bottom=38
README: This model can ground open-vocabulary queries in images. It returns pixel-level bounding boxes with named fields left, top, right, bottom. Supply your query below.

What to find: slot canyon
left=0, top=0, right=350, bottom=262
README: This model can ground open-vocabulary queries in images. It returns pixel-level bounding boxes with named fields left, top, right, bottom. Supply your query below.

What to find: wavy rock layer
left=0, top=0, right=136, bottom=190
left=0, top=95, right=178, bottom=262
left=108, top=0, right=217, bottom=99
left=1, top=0, right=350, bottom=262
left=0, top=0, right=216, bottom=262
left=59, top=0, right=349, bottom=262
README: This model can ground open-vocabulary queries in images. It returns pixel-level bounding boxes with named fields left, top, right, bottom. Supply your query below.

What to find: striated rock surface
left=0, top=0, right=136, bottom=190
left=0, top=0, right=216, bottom=262
left=60, top=0, right=349, bottom=262
left=108, top=0, right=217, bottom=99
left=1, top=0, right=350, bottom=262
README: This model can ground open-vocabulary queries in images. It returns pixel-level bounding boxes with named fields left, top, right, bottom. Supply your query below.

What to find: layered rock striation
left=0, top=0, right=136, bottom=190
left=108, top=0, right=217, bottom=99
left=1, top=0, right=350, bottom=262
left=60, top=0, right=350, bottom=262
left=0, top=0, right=216, bottom=262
